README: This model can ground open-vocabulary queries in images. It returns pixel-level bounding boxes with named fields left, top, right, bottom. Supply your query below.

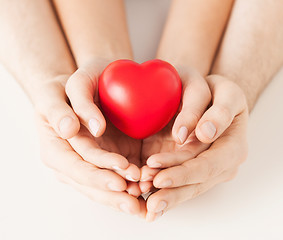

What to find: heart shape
left=98, top=59, right=182, bottom=139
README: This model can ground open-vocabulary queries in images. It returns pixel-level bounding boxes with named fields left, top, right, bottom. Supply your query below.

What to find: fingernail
left=159, top=179, right=173, bottom=188
left=140, top=184, right=151, bottom=193
left=155, top=200, right=167, bottom=212
left=148, top=162, right=162, bottom=168
left=140, top=176, right=153, bottom=182
left=200, top=121, right=216, bottom=139
left=59, top=116, right=73, bottom=137
left=125, top=175, right=137, bottom=182
left=177, top=126, right=188, bottom=144
left=107, top=182, right=121, bottom=191
left=119, top=203, right=131, bottom=214
left=112, top=166, right=123, bottom=171
left=89, top=118, right=100, bottom=136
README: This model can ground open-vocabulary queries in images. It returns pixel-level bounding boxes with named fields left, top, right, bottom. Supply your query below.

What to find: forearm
left=53, top=0, right=133, bottom=67
left=157, top=0, right=234, bottom=76
left=0, top=0, right=75, bottom=102
left=211, top=0, right=283, bottom=111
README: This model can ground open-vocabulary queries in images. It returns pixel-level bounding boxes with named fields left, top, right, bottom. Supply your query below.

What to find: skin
left=144, top=0, right=283, bottom=221
left=140, top=0, right=235, bottom=220
left=1, top=0, right=283, bottom=222
left=53, top=0, right=143, bottom=197
left=0, top=0, right=143, bottom=215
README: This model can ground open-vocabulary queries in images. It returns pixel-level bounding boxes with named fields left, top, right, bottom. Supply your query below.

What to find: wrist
left=23, top=74, right=71, bottom=110
left=156, top=52, right=210, bottom=77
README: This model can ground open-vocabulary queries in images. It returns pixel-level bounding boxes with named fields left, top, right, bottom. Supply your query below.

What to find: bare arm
left=53, top=0, right=133, bottom=66
left=153, top=0, right=234, bottom=144
left=0, top=0, right=75, bottom=102
left=52, top=0, right=134, bottom=137
left=212, top=0, right=283, bottom=111
left=157, top=0, right=234, bottom=76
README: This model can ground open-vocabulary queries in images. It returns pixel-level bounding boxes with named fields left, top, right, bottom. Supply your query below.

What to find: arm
left=53, top=0, right=133, bottom=66
left=53, top=0, right=133, bottom=136
left=0, top=0, right=79, bottom=138
left=157, top=0, right=234, bottom=76
left=145, top=0, right=283, bottom=221
left=212, top=0, right=283, bottom=111
left=156, top=0, right=234, bottom=143
left=0, top=0, right=141, bottom=215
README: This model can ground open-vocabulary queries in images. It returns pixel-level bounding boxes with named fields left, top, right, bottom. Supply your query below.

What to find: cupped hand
left=33, top=59, right=144, bottom=215
left=139, top=66, right=212, bottom=198
left=143, top=75, right=249, bottom=221
left=37, top=113, right=145, bottom=215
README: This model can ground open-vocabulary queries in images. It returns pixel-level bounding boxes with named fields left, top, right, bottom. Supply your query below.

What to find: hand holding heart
left=39, top=58, right=248, bottom=221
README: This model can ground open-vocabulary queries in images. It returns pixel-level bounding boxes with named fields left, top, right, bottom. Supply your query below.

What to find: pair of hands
left=35, top=58, right=248, bottom=221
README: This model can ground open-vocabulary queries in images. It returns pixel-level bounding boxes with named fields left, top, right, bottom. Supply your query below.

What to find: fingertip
left=196, top=121, right=217, bottom=143
left=176, top=126, right=189, bottom=145
left=126, top=182, right=142, bottom=197
left=88, top=112, right=107, bottom=137
left=172, top=112, right=191, bottom=145
left=146, top=156, right=162, bottom=168
left=58, top=115, right=80, bottom=139
left=111, top=154, right=130, bottom=171
left=107, top=179, right=127, bottom=192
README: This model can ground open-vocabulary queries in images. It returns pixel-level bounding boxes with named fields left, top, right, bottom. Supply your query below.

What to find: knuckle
left=190, top=111, right=202, bottom=125
left=201, top=158, right=221, bottom=180
left=180, top=109, right=201, bottom=128
left=213, top=104, right=232, bottom=124
left=192, top=183, right=203, bottom=199
left=179, top=165, right=191, bottom=185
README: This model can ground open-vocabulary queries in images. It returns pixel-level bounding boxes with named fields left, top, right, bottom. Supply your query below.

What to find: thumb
left=172, top=72, right=211, bottom=144
left=195, top=75, right=247, bottom=143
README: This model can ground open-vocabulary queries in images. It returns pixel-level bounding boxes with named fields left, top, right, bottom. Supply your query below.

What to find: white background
left=1, top=0, right=283, bottom=239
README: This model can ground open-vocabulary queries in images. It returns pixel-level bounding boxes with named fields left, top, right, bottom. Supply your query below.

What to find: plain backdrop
left=0, top=0, right=283, bottom=239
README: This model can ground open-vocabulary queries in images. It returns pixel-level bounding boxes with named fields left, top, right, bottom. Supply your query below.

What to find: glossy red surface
left=98, top=59, right=182, bottom=139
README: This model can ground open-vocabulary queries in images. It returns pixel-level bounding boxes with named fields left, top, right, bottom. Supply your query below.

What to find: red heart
left=98, top=59, right=182, bottom=139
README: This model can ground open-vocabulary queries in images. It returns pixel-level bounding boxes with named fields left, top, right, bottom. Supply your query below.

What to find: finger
left=139, top=181, right=153, bottom=194
left=140, top=165, right=160, bottom=182
left=172, top=70, right=211, bottom=144
left=35, top=79, right=80, bottom=139
left=37, top=117, right=127, bottom=192
left=138, top=196, right=147, bottom=219
left=146, top=139, right=209, bottom=169
left=55, top=172, right=141, bottom=215
left=153, top=129, right=248, bottom=188
left=115, top=163, right=141, bottom=182
left=146, top=169, right=238, bottom=221
left=126, top=181, right=142, bottom=197
left=195, top=75, right=248, bottom=143
left=68, top=126, right=130, bottom=171
left=65, top=67, right=106, bottom=137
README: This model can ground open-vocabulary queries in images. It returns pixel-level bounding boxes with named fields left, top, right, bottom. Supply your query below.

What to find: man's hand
left=37, top=114, right=144, bottom=215
left=143, top=75, right=249, bottom=221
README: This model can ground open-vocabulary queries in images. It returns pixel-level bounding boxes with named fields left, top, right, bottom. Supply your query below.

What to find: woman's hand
left=143, top=75, right=249, bottom=221
left=139, top=67, right=212, bottom=194
left=65, top=59, right=141, bottom=182
left=35, top=65, right=143, bottom=213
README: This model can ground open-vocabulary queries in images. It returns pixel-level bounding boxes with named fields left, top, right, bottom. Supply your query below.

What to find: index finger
left=153, top=115, right=248, bottom=188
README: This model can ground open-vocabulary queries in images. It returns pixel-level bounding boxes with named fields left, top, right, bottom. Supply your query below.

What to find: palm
left=95, top=118, right=142, bottom=167
left=142, top=118, right=208, bottom=165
